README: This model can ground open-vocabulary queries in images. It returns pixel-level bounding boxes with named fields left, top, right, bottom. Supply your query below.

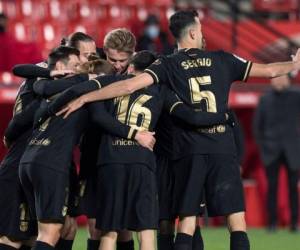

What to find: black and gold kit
left=18, top=73, right=137, bottom=223
left=50, top=73, right=227, bottom=231
left=43, top=72, right=229, bottom=229
left=0, top=77, right=38, bottom=240
left=154, top=112, right=175, bottom=221
left=77, top=124, right=102, bottom=218
left=146, top=49, right=252, bottom=158
left=145, top=48, right=252, bottom=217
left=95, top=77, right=165, bottom=231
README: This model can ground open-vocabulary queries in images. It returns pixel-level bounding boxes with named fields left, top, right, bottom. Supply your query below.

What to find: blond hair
left=103, top=28, right=136, bottom=54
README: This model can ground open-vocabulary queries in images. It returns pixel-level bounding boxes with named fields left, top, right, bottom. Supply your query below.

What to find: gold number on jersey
left=115, top=94, right=152, bottom=130
left=188, top=76, right=217, bottom=112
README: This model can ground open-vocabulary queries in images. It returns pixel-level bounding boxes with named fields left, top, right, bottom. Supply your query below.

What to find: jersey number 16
left=115, top=94, right=153, bottom=131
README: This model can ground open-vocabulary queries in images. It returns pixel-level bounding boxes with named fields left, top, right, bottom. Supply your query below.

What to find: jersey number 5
left=188, top=76, right=217, bottom=112
left=116, top=94, right=152, bottom=130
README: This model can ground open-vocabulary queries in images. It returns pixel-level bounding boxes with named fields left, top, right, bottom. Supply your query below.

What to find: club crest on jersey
left=233, top=54, right=247, bottom=63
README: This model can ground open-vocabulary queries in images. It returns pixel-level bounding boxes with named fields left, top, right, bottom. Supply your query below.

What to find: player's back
left=20, top=107, right=88, bottom=172
left=164, top=49, right=251, bottom=112
left=98, top=83, right=164, bottom=171
left=146, top=48, right=252, bottom=159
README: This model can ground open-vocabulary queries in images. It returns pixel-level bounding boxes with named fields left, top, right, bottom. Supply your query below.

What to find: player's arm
left=87, top=102, right=155, bottom=151
left=13, top=64, right=74, bottom=79
left=33, top=74, right=89, bottom=97
left=58, top=58, right=168, bottom=117
left=4, top=99, right=40, bottom=147
left=47, top=75, right=121, bottom=116
left=77, top=57, right=168, bottom=103
left=250, top=49, right=300, bottom=78
left=71, top=72, right=154, bottom=104
left=164, top=87, right=228, bottom=126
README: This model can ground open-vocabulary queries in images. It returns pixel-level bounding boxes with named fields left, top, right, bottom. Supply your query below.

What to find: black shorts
left=77, top=167, right=98, bottom=218
left=0, top=164, right=37, bottom=240
left=173, top=154, right=245, bottom=217
left=68, top=163, right=80, bottom=218
left=19, top=163, right=70, bottom=223
left=156, top=154, right=175, bottom=221
left=96, top=164, right=158, bottom=231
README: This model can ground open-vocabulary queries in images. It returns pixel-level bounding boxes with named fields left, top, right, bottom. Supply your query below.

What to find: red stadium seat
left=34, top=21, right=67, bottom=56
left=253, top=0, right=299, bottom=12
left=0, top=72, right=23, bottom=86
left=145, top=0, right=172, bottom=7
left=37, top=0, right=68, bottom=21
left=116, top=0, right=146, bottom=6
left=96, top=0, right=118, bottom=6
left=68, top=20, right=99, bottom=41
left=0, top=0, right=22, bottom=20
left=10, top=19, right=37, bottom=42
left=97, top=19, right=130, bottom=46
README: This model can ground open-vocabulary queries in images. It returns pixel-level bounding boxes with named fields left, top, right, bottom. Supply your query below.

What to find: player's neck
left=177, top=40, right=197, bottom=50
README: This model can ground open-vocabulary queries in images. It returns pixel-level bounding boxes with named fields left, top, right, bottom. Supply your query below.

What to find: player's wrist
left=79, top=95, right=88, bottom=105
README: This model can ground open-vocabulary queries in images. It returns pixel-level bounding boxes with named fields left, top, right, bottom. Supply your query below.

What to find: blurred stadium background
left=1, top=0, right=300, bottom=248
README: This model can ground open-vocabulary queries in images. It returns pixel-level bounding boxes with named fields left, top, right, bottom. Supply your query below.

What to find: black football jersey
left=145, top=48, right=252, bottom=158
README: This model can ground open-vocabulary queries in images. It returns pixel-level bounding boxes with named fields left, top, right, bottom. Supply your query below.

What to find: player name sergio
left=181, top=58, right=212, bottom=70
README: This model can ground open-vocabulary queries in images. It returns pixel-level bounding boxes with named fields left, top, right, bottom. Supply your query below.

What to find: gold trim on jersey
left=144, top=69, right=159, bottom=83
left=169, top=101, right=183, bottom=114
left=19, top=203, right=29, bottom=232
left=91, top=78, right=102, bottom=89
left=243, top=61, right=252, bottom=82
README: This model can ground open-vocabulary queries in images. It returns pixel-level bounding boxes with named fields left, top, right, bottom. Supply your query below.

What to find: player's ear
left=56, top=61, right=65, bottom=70
left=127, top=64, right=135, bottom=74
left=189, top=27, right=196, bottom=40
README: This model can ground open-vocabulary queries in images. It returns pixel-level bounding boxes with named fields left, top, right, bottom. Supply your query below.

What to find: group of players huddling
left=1, top=9, right=300, bottom=250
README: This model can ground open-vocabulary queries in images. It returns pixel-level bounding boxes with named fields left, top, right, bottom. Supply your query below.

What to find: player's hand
left=56, top=97, right=85, bottom=118
left=135, top=131, right=156, bottom=151
left=291, top=48, right=300, bottom=63
left=50, top=69, right=74, bottom=78
left=291, top=49, right=300, bottom=75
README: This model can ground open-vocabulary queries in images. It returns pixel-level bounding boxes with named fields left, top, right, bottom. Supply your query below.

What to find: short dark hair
left=66, top=32, right=94, bottom=49
left=169, top=10, right=199, bottom=41
left=47, top=46, right=80, bottom=70
left=129, top=50, right=158, bottom=72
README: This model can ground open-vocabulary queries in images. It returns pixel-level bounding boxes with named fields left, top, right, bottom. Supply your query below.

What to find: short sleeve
left=221, top=51, right=252, bottom=82
left=144, top=57, right=169, bottom=84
